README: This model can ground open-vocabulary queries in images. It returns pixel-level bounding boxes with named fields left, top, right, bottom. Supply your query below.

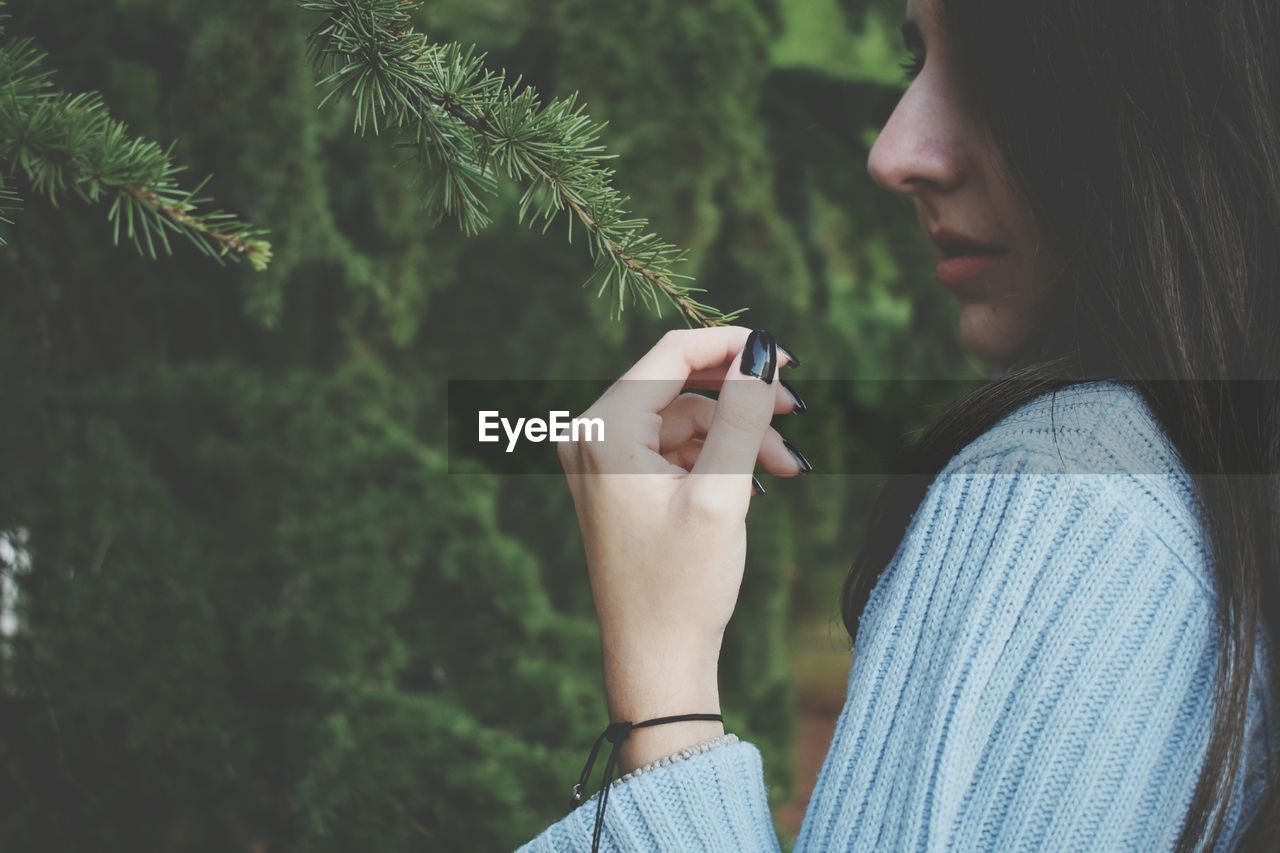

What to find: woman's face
left=868, top=0, right=1058, bottom=365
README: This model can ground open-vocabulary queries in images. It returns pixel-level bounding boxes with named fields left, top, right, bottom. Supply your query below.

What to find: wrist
left=600, top=635, right=723, bottom=773
left=601, top=640, right=720, bottom=715
left=615, top=718, right=726, bottom=774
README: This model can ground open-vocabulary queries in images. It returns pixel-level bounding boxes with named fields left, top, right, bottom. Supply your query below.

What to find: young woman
left=520, top=0, right=1279, bottom=849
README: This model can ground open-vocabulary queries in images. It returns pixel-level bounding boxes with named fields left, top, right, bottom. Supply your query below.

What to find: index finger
left=607, top=327, right=794, bottom=415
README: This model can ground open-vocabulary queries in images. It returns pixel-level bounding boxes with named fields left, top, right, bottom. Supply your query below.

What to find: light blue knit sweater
left=519, top=381, right=1277, bottom=851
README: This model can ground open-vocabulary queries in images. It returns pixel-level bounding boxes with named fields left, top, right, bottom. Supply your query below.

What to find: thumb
left=688, top=329, right=778, bottom=491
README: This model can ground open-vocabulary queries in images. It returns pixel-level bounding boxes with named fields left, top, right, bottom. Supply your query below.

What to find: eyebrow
left=900, top=20, right=924, bottom=51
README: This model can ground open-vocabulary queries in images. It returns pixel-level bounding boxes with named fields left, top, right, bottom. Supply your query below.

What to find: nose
left=867, top=83, right=964, bottom=199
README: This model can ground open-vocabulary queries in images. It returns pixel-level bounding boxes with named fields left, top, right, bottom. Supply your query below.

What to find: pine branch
left=0, top=4, right=272, bottom=269
left=301, top=0, right=745, bottom=327
left=0, top=169, right=17, bottom=229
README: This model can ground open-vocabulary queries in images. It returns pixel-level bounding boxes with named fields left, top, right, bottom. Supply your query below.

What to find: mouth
left=928, top=228, right=1007, bottom=287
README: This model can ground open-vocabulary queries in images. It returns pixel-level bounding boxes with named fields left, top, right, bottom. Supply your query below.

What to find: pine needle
left=0, top=1, right=272, bottom=269
left=300, top=0, right=744, bottom=327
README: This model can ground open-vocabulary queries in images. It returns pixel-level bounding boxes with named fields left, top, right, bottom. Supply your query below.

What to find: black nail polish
left=777, top=342, right=801, bottom=369
left=740, top=330, right=777, bottom=383
left=751, top=476, right=766, bottom=496
left=782, top=438, right=814, bottom=474
left=780, top=379, right=807, bottom=413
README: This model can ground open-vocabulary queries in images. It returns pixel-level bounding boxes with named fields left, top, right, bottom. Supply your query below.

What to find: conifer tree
left=301, top=0, right=741, bottom=327
left=0, top=1, right=961, bottom=850
left=0, top=0, right=271, bottom=269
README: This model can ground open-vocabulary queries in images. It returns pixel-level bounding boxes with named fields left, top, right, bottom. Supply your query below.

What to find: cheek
left=954, top=247, right=1058, bottom=363
left=956, top=299, right=1037, bottom=363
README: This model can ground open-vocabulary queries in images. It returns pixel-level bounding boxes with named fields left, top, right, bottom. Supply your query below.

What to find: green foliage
left=771, top=0, right=904, bottom=84
left=301, top=0, right=742, bottom=327
left=0, top=0, right=979, bottom=850
left=0, top=0, right=271, bottom=267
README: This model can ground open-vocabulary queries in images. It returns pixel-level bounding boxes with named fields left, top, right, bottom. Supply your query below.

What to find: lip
left=928, top=227, right=1006, bottom=257
left=937, top=254, right=1003, bottom=286
left=928, top=227, right=1007, bottom=287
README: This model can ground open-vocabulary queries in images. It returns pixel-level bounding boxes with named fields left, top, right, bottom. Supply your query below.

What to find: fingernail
left=782, top=438, right=814, bottom=474
left=751, top=476, right=766, bottom=496
left=740, top=330, right=777, bottom=383
left=780, top=379, right=807, bottom=413
left=777, top=342, right=801, bottom=369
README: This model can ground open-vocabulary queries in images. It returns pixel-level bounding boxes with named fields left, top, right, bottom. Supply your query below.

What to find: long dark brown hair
left=841, top=1, right=1280, bottom=849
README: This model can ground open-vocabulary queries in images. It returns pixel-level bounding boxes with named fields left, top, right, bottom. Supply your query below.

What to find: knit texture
left=612, top=735, right=742, bottom=787
left=518, top=381, right=1278, bottom=851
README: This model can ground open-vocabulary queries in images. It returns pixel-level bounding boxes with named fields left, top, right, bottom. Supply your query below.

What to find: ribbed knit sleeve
left=795, top=441, right=1251, bottom=851
left=516, top=383, right=1275, bottom=851
left=515, top=735, right=782, bottom=852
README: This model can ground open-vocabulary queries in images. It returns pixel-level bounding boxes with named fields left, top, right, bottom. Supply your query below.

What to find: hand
left=557, top=327, right=807, bottom=769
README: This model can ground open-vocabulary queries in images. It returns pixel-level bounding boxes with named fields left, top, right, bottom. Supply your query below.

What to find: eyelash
left=899, top=54, right=925, bottom=82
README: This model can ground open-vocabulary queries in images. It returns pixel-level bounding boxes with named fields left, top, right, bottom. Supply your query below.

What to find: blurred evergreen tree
left=0, top=0, right=975, bottom=850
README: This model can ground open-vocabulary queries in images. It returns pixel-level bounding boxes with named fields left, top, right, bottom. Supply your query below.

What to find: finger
left=686, top=342, right=801, bottom=376
left=680, top=371, right=806, bottom=414
left=665, top=448, right=762, bottom=494
left=684, top=347, right=799, bottom=387
left=660, top=443, right=767, bottom=498
left=662, top=438, right=703, bottom=472
left=662, top=433, right=808, bottom=478
left=658, top=393, right=807, bottom=475
left=607, top=327, right=797, bottom=416
left=688, top=330, right=780, bottom=495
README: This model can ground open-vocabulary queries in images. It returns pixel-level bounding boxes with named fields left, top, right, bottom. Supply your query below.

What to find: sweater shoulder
left=941, top=380, right=1210, bottom=594
left=950, top=380, right=1180, bottom=476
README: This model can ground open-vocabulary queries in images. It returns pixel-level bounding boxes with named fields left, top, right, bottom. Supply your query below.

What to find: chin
left=957, top=305, right=1029, bottom=366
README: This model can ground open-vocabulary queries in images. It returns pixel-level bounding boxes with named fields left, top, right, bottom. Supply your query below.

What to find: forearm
left=602, top=634, right=725, bottom=773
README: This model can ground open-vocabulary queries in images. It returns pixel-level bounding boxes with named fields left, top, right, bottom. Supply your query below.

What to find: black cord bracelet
left=569, top=712, right=724, bottom=852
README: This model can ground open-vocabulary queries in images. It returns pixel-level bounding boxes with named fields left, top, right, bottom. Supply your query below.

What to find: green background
left=0, top=0, right=979, bottom=849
